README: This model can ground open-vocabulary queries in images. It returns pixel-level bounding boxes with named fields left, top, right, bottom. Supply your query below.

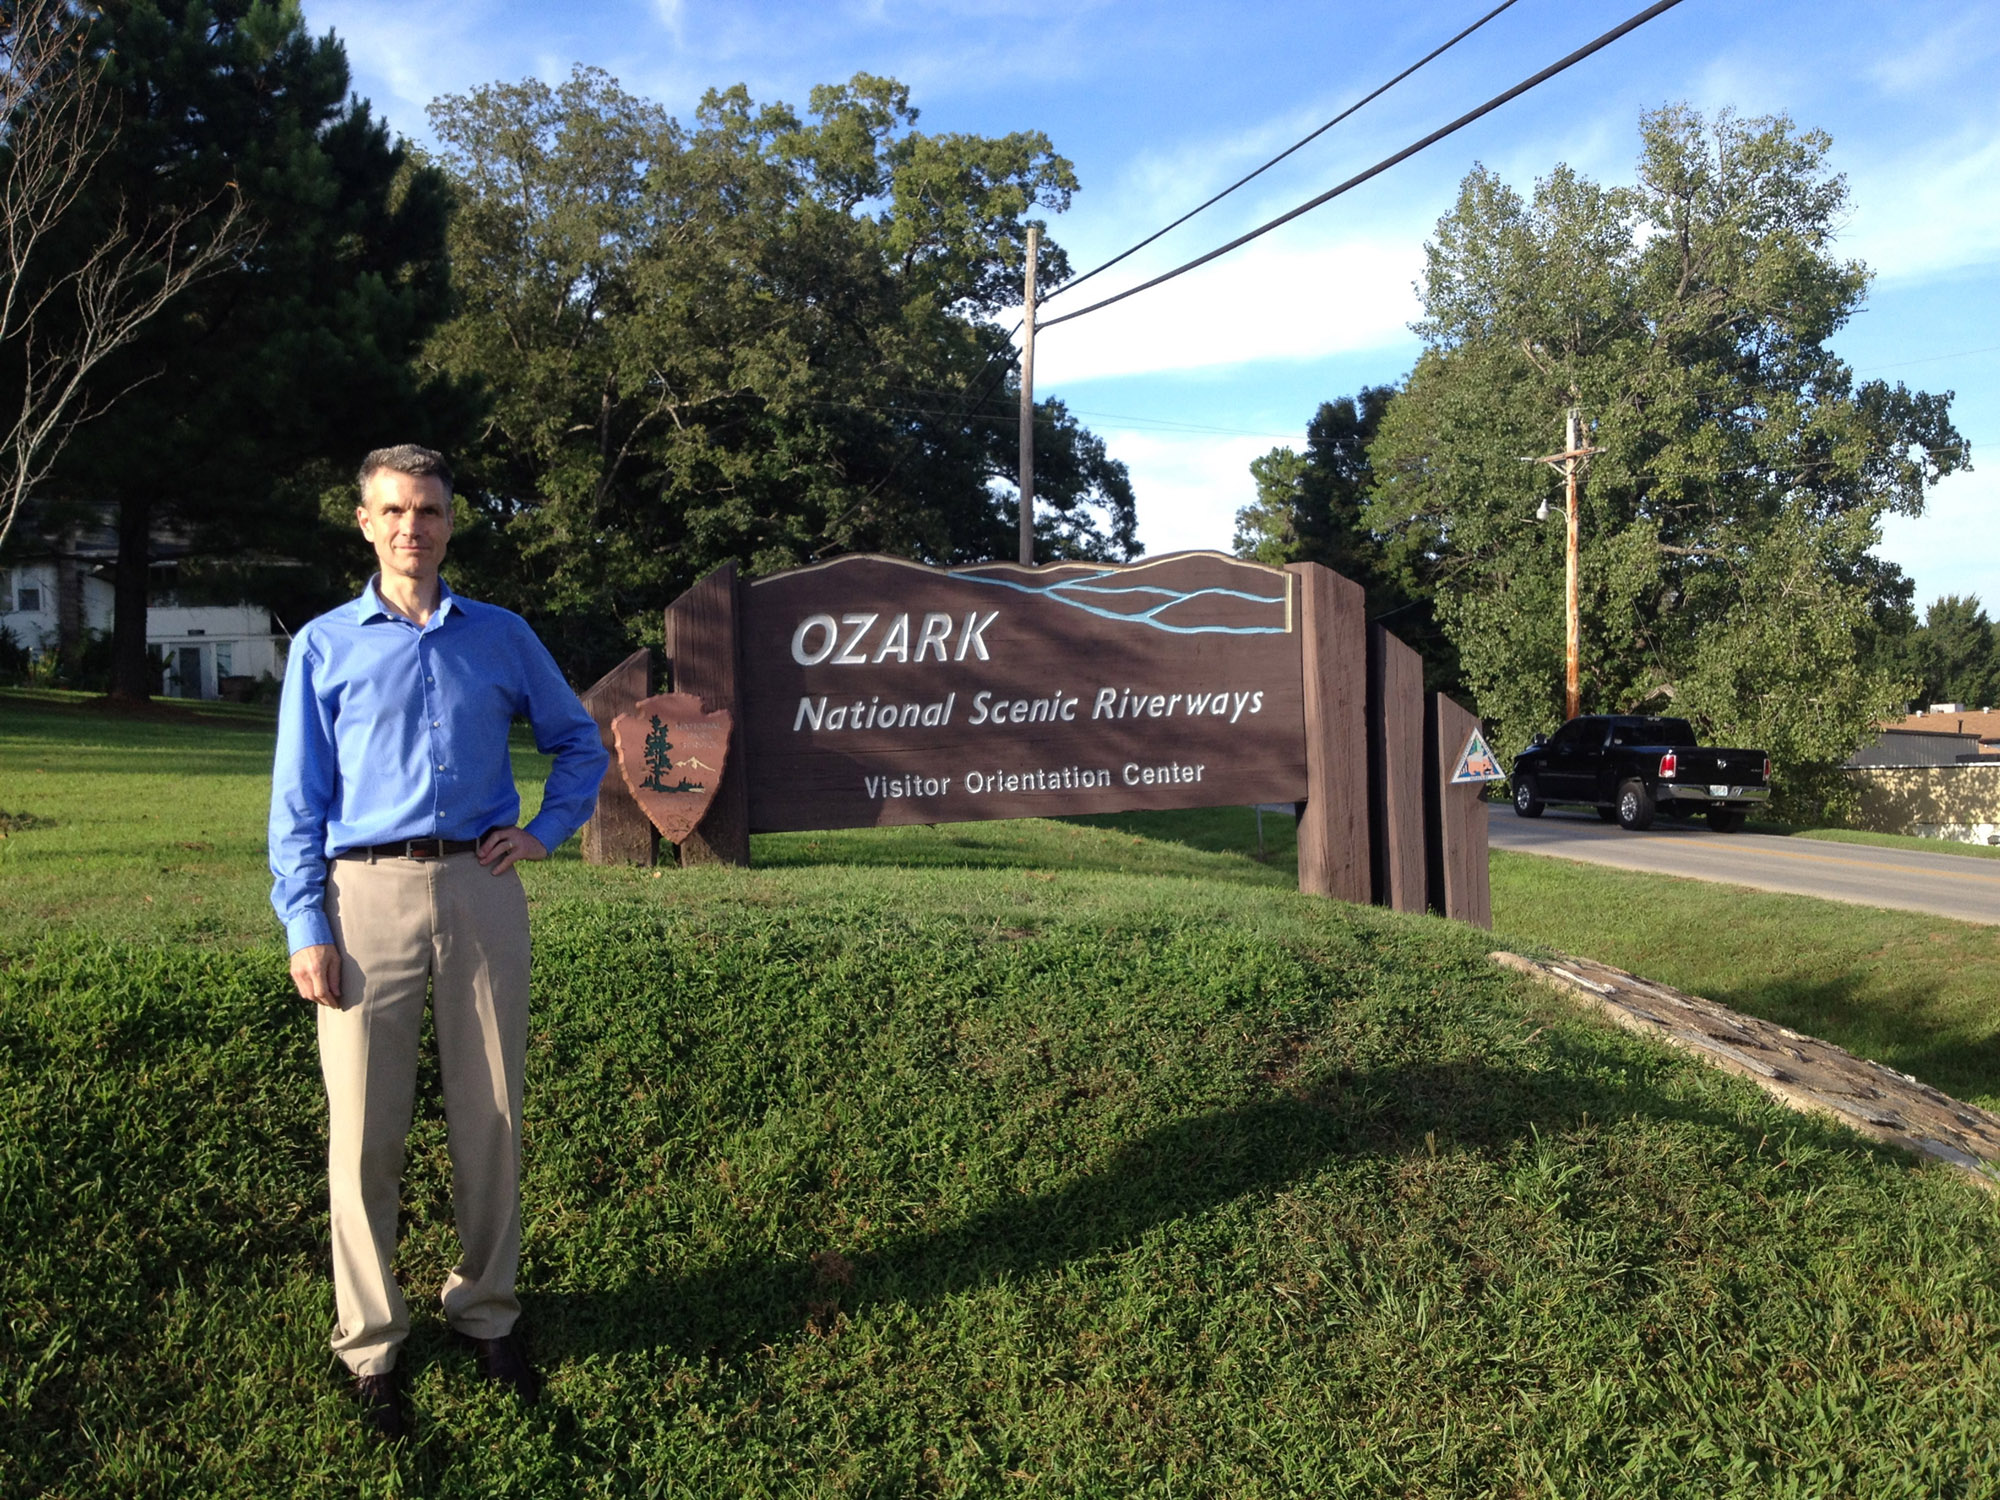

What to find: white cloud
left=1869, top=9, right=2000, bottom=95
left=1088, top=96, right=1406, bottom=232
left=1022, top=233, right=1424, bottom=385
left=624, top=0, right=1108, bottom=110
left=1091, top=428, right=1290, bottom=558
left=1879, top=465, right=2000, bottom=606
left=1679, top=10, right=2000, bottom=286
left=313, top=0, right=519, bottom=136
left=1842, top=127, right=2000, bottom=284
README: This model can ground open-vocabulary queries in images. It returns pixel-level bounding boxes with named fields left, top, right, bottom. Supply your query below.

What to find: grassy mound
left=5, top=870, right=1998, bottom=1496
left=4, top=689, right=1998, bottom=1494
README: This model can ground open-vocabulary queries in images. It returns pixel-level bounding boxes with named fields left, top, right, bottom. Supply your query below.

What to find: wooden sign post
left=579, top=648, right=657, bottom=866
left=1289, top=563, right=1368, bottom=905
left=1368, top=625, right=1426, bottom=913
left=1426, top=692, right=1493, bottom=929
left=578, top=549, right=1493, bottom=928
left=664, top=563, right=750, bottom=867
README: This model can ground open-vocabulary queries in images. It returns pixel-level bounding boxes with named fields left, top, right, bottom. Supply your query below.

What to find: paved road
left=1487, top=805, right=2000, bottom=926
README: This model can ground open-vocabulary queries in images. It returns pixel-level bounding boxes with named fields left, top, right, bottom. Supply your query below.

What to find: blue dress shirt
left=269, top=578, right=610, bottom=954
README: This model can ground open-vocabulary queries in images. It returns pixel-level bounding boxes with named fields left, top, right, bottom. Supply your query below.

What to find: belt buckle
left=405, top=837, right=443, bottom=860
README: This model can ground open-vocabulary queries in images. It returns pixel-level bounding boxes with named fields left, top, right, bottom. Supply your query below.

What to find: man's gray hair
left=357, top=444, right=454, bottom=501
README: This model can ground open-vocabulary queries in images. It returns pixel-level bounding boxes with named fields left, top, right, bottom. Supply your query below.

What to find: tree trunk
left=54, top=531, right=83, bottom=668
left=108, top=491, right=152, bottom=701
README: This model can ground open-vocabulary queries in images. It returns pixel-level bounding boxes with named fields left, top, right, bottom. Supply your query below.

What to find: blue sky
left=316, top=0, right=2000, bottom=611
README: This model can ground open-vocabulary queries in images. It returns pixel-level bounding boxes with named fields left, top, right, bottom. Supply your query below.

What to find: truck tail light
left=1659, top=751, right=1678, bottom=779
left=1763, top=757, right=1771, bottom=782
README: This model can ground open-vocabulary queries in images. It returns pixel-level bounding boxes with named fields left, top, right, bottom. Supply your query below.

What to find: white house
left=149, top=603, right=289, bottom=698
left=2, top=563, right=290, bottom=698
left=0, top=559, right=110, bottom=654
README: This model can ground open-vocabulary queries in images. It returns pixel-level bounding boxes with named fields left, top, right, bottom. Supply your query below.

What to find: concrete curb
left=1493, top=949, right=2000, bottom=1194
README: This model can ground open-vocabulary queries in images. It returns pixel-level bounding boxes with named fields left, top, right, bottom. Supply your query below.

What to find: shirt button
left=432, top=720, right=440, bottom=727
left=436, top=763, right=445, bottom=771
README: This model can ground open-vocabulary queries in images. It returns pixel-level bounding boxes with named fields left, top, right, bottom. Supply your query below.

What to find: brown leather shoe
left=353, top=1368, right=410, bottom=1442
left=456, top=1329, right=541, bottom=1404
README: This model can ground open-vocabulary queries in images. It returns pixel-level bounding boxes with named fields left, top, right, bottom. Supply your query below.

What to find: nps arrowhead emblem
left=611, top=694, right=733, bottom=843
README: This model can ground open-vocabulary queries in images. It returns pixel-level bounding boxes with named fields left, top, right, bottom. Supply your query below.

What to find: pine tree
left=639, top=715, right=700, bottom=793
left=47, top=0, right=467, bottom=699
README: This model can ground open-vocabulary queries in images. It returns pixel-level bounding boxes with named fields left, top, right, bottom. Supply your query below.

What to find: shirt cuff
left=286, top=910, right=335, bottom=954
left=523, top=812, right=572, bottom=855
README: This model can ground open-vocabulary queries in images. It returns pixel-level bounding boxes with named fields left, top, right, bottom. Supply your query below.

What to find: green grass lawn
left=1782, top=826, right=2000, bottom=859
left=1745, top=811, right=2000, bottom=860
left=4, top=690, right=2000, bottom=1497
left=1489, top=851, right=2000, bottom=1112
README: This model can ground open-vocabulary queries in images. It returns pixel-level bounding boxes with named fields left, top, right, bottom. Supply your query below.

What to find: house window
left=15, top=584, right=40, bottom=612
left=215, top=642, right=234, bottom=676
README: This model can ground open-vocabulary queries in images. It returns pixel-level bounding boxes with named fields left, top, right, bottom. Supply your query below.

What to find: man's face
left=356, top=470, right=452, bottom=583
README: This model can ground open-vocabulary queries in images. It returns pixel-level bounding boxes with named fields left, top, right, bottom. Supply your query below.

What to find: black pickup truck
left=1509, top=715, right=1770, bottom=832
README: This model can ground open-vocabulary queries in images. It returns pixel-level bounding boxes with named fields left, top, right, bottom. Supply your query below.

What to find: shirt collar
left=353, top=574, right=460, bottom=627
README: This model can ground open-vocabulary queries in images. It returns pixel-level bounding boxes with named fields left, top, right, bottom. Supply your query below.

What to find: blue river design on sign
left=947, top=567, right=1289, bottom=635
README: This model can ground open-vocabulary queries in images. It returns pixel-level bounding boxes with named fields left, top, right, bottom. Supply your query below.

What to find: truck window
left=1609, top=718, right=1698, bottom=747
left=1551, top=718, right=1598, bottom=750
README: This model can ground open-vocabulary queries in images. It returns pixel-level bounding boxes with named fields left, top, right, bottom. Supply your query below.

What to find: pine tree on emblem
left=639, top=715, right=703, bottom=794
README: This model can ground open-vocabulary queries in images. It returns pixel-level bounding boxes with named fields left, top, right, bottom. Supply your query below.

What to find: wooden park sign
left=578, top=552, right=1491, bottom=927
left=747, top=552, right=1307, bottom=827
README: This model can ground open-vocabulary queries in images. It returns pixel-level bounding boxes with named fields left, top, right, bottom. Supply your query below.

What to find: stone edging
left=1492, top=950, right=2000, bottom=1193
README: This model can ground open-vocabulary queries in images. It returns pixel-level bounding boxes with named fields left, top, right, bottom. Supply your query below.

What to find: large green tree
left=424, top=67, right=1136, bottom=680
left=1367, top=106, right=1963, bottom=816
left=46, top=0, right=461, bottom=699
left=1908, top=595, right=1999, bottom=709
left=1235, top=387, right=1394, bottom=579
left=1234, top=386, right=1458, bottom=690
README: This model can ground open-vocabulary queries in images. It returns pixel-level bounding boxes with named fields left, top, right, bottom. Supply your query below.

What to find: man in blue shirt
left=269, top=444, right=608, bottom=1441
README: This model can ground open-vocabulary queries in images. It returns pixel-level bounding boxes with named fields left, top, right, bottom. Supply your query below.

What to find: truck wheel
left=1707, top=807, right=1746, bottom=833
left=1512, top=776, right=1544, bottom=818
left=1616, top=780, right=1655, bottom=831
left=1595, top=805, right=1618, bottom=823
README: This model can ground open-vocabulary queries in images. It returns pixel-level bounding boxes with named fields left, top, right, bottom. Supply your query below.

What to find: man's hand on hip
left=478, top=826, right=548, bottom=876
left=291, top=944, right=342, bottom=1007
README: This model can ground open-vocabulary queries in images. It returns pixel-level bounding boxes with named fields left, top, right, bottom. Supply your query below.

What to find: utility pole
left=1530, top=408, right=1600, bottom=721
left=1562, top=407, right=1581, bottom=721
left=1018, top=224, right=1038, bottom=567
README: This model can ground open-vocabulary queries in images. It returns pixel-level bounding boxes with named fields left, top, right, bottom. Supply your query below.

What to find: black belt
left=335, top=837, right=481, bottom=862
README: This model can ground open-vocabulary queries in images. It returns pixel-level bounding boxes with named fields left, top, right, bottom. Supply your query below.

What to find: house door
left=176, top=645, right=204, bottom=699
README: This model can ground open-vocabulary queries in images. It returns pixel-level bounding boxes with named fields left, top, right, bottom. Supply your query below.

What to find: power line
left=1062, top=408, right=1306, bottom=441
left=1856, top=344, right=2000, bottom=374
left=1039, top=0, right=1689, bottom=333
left=837, top=6, right=1539, bottom=499
left=1045, top=0, right=1525, bottom=305
left=804, top=388, right=1311, bottom=444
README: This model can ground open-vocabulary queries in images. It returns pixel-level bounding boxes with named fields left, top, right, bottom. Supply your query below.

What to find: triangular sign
left=1450, top=726, right=1506, bottom=784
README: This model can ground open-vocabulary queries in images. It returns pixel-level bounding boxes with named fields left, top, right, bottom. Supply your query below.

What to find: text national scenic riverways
left=736, top=553, right=1311, bottom=831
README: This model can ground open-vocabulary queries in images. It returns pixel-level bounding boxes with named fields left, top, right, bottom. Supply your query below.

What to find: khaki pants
left=318, top=852, right=531, bottom=1376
